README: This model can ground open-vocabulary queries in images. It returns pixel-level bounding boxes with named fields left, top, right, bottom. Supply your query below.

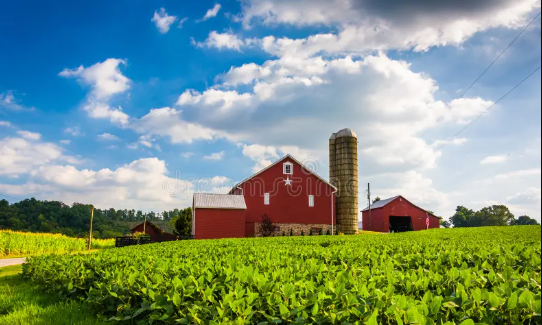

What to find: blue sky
left=1, top=0, right=541, bottom=221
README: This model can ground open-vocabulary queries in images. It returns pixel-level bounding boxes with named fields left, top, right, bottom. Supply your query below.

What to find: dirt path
left=0, top=258, right=25, bottom=268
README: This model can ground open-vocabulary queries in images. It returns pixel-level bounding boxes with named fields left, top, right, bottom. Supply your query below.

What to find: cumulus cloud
left=480, top=155, right=509, bottom=164
left=507, top=187, right=542, bottom=205
left=241, top=0, right=539, bottom=53
left=204, top=151, right=225, bottom=160
left=0, top=136, right=79, bottom=176
left=194, top=31, right=245, bottom=51
left=0, top=91, right=34, bottom=111
left=97, top=133, right=120, bottom=141
left=64, top=126, right=84, bottom=136
left=59, top=140, right=71, bottom=144
left=16, top=130, right=41, bottom=140
left=151, top=8, right=178, bottom=33
left=59, top=58, right=131, bottom=126
left=200, top=4, right=221, bottom=22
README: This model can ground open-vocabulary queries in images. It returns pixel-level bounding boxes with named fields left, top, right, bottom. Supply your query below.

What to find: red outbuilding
left=361, top=195, right=440, bottom=232
left=131, top=221, right=166, bottom=236
left=192, top=193, right=247, bottom=239
left=192, top=155, right=337, bottom=239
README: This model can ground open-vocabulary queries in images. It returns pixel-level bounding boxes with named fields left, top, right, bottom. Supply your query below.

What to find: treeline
left=441, top=205, right=539, bottom=228
left=0, top=198, right=190, bottom=239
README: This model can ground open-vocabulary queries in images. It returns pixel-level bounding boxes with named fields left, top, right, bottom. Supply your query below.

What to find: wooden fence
left=115, top=234, right=193, bottom=248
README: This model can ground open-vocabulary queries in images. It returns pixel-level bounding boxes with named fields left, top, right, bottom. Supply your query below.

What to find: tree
left=450, top=206, right=476, bottom=227
left=259, top=214, right=274, bottom=237
left=174, top=207, right=192, bottom=236
left=476, top=205, right=515, bottom=226
left=511, top=215, right=539, bottom=225
left=373, top=197, right=381, bottom=204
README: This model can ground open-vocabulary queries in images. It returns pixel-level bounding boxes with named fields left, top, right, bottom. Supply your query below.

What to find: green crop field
left=0, top=230, right=115, bottom=257
left=23, top=226, right=541, bottom=324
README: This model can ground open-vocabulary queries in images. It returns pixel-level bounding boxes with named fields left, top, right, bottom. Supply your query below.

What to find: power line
left=458, top=11, right=540, bottom=100
left=409, top=65, right=541, bottom=172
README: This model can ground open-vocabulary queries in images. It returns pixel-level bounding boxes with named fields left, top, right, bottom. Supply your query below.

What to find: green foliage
left=451, top=205, right=519, bottom=227
left=512, top=216, right=540, bottom=226
left=24, top=226, right=541, bottom=324
left=0, top=230, right=114, bottom=257
left=0, top=265, right=104, bottom=324
left=173, top=208, right=192, bottom=236
left=373, top=197, right=381, bottom=204
left=289, top=228, right=293, bottom=236
left=0, top=198, right=185, bottom=239
left=309, top=228, right=313, bottom=236
left=318, top=228, right=323, bottom=235
left=260, top=214, right=274, bottom=237
left=440, top=219, right=451, bottom=228
left=326, top=229, right=331, bottom=235
left=300, top=230, right=304, bottom=236
left=282, top=231, right=286, bottom=236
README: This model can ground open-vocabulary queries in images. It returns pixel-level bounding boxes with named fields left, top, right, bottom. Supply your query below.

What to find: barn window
left=264, top=193, right=270, bottom=205
left=283, top=162, right=293, bottom=175
left=308, top=195, right=314, bottom=207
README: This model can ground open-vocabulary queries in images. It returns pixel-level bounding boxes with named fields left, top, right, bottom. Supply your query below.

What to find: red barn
left=131, top=221, right=166, bottom=236
left=192, top=193, right=247, bottom=239
left=361, top=195, right=440, bottom=232
left=192, top=155, right=337, bottom=239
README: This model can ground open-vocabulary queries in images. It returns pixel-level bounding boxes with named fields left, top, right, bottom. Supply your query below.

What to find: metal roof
left=193, top=193, right=247, bottom=209
left=361, top=196, right=400, bottom=212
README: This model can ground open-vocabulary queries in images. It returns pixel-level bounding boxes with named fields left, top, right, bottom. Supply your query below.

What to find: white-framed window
left=308, top=195, right=314, bottom=207
left=264, top=193, right=270, bottom=205
left=283, top=162, right=293, bottom=175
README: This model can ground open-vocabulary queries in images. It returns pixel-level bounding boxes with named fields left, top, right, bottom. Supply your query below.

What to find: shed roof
left=361, top=196, right=400, bottom=211
left=361, top=195, right=441, bottom=219
left=193, top=193, right=247, bottom=209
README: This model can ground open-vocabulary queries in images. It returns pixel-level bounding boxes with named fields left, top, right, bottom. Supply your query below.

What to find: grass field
left=0, top=264, right=105, bottom=325
left=22, top=226, right=541, bottom=324
left=0, top=230, right=115, bottom=257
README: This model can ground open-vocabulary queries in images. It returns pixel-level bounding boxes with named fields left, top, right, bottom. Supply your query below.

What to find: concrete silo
left=329, top=128, right=358, bottom=234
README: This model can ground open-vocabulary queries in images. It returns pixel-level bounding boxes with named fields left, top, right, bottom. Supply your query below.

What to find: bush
left=326, top=229, right=331, bottom=235
left=309, top=228, right=313, bottom=236
left=300, top=230, right=304, bottom=236
left=318, top=228, right=323, bottom=236
left=289, top=229, right=293, bottom=236
left=260, top=214, right=274, bottom=237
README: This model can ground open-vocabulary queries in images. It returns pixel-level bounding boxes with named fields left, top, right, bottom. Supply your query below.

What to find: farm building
left=130, top=221, right=176, bottom=240
left=361, top=196, right=440, bottom=232
left=192, top=154, right=338, bottom=239
left=192, top=193, right=247, bottom=239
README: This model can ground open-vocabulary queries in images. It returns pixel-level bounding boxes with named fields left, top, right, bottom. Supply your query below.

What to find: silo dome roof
left=335, top=128, right=357, bottom=138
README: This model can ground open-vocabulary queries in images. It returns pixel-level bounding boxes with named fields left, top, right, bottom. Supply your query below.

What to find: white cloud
left=0, top=91, right=34, bottom=111
left=507, top=187, right=541, bottom=205
left=59, top=140, right=71, bottom=144
left=97, top=132, right=120, bottom=141
left=177, top=88, right=253, bottom=109
left=178, top=17, right=188, bottom=28
left=132, top=107, right=217, bottom=144
left=493, top=168, right=541, bottom=181
left=0, top=136, right=79, bottom=176
left=0, top=121, right=13, bottom=127
left=480, top=155, right=509, bottom=164
left=64, top=126, right=84, bottom=136
left=241, top=0, right=540, bottom=53
left=181, top=152, right=195, bottom=158
left=151, top=8, right=178, bottom=34
left=200, top=4, right=221, bottom=22
left=60, top=58, right=131, bottom=126
left=195, top=31, right=245, bottom=51
left=16, top=130, right=41, bottom=140
left=204, top=151, right=225, bottom=160
left=432, top=138, right=469, bottom=147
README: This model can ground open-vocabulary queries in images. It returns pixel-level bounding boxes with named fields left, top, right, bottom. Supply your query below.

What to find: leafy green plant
left=23, top=226, right=542, bottom=324
left=289, top=229, right=293, bottom=236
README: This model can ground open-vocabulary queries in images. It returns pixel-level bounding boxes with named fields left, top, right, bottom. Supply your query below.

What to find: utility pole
left=88, top=205, right=94, bottom=250
left=143, top=213, right=147, bottom=234
left=367, top=183, right=372, bottom=231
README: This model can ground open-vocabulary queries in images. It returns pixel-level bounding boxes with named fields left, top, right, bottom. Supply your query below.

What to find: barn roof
left=361, top=196, right=400, bottom=211
left=130, top=221, right=168, bottom=233
left=193, top=193, right=247, bottom=209
left=229, top=154, right=337, bottom=192
left=361, top=195, right=441, bottom=219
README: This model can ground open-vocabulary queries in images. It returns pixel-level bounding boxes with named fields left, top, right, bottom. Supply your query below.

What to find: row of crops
left=23, top=226, right=541, bottom=324
left=0, top=230, right=114, bottom=257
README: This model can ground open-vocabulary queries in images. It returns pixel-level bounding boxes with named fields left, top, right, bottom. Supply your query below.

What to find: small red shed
left=361, top=195, right=440, bottom=232
left=192, top=193, right=247, bottom=239
left=131, top=221, right=166, bottom=236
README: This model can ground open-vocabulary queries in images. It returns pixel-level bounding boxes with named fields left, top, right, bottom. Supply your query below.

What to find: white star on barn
left=284, top=176, right=292, bottom=186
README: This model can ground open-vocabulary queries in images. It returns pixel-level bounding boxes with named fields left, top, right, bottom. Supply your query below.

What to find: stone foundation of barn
left=253, top=222, right=334, bottom=236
